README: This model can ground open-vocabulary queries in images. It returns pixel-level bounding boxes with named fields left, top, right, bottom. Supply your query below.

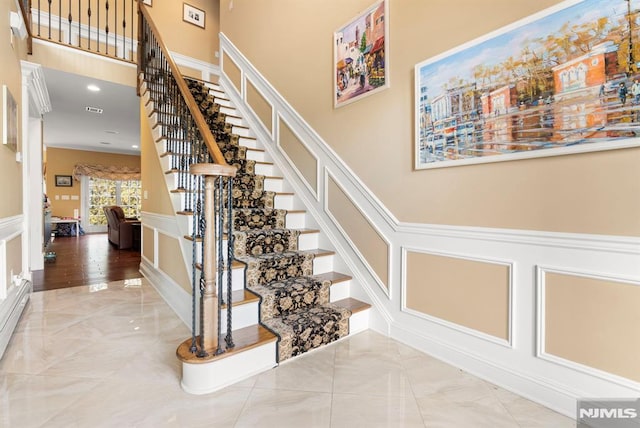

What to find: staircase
left=140, top=71, right=371, bottom=393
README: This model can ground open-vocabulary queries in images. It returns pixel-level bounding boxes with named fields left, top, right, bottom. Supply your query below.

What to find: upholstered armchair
left=103, top=206, right=139, bottom=249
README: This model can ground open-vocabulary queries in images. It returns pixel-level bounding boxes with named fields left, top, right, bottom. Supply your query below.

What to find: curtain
left=73, top=164, right=141, bottom=181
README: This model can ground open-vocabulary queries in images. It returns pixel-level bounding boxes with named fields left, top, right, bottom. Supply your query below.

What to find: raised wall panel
left=327, top=175, right=388, bottom=290
left=542, top=270, right=640, bottom=383
left=279, top=118, right=317, bottom=193
left=157, top=233, right=190, bottom=293
left=142, top=225, right=154, bottom=264
left=405, top=251, right=511, bottom=343
left=222, top=52, right=241, bottom=95
left=246, top=79, right=272, bottom=135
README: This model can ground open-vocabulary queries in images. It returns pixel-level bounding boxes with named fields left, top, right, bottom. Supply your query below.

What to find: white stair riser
left=232, top=125, right=252, bottom=137
left=238, top=137, right=259, bottom=149
left=246, top=149, right=266, bottom=162
left=329, top=280, right=350, bottom=302
left=264, top=177, right=283, bottom=192
left=312, top=253, right=333, bottom=275
left=254, top=163, right=274, bottom=176
left=274, top=194, right=293, bottom=210
left=226, top=116, right=244, bottom=127
left=297, top=232, right=318, bottom=251
left=220, top=106, right=238, bottom=116
left=221, top=301, right=258, bottom=331
left=213, top=97, right=232, bottom=108
left=285, top=211, right=305, bottom=229
left=348, top=309, right=370, bottom=335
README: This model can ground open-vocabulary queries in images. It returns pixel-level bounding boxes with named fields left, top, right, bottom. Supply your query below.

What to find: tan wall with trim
left=158, top=233, right=190, bottom=293
left=45, top=148, right=140, bottom=217
left=406, top=252, right=510, bottom=340
left=0, top=0, right=27, bottom=219
left=142, top=225, right=154, bottom=264
left=328, top=177, right=388, bottom=288
left=545, top=272, right=640, bottom=382
left=219, top=0, right=640, bottom=237
left=246, top=80, right=272, bottom=134
left=140, top=103, right=174, bottom=215
left=279, top=118, right=317, bottom=192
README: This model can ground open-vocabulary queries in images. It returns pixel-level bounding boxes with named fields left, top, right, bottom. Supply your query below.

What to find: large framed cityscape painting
left=334, top=0, right=389, bottom=108
left=415, top=0, right=640, bottom=170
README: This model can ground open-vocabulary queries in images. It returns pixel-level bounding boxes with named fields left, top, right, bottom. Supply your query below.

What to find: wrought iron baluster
left=122, top=0, right=126, bottom=60
left=87, top=1, right=91, bottom=49
left=225, top=176, right=235, bottom=349
left=96, top=0, right=100, bottom=51
left=215, top=175, right=224, bottom=356
left=38, top=0, right=41, bottom=37
left=67, top=0, right=71, bottom=44
left=104, top=0, right=109, bottom=55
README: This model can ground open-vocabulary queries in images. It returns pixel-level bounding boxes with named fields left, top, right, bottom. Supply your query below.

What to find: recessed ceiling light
left=132, top=145, right=139, bottom=149
left=99, top=141, right=111, bottom=145
left=87, top=84, right=101, bottom=92
left=104, top=130, right=119, bottom=134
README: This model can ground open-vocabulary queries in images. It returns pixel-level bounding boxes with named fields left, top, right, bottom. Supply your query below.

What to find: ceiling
left=42, top=68, right=141, bottom=156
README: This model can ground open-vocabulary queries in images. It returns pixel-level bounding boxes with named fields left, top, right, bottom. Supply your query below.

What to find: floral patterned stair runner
left=186, top=78, right=352, bottom=362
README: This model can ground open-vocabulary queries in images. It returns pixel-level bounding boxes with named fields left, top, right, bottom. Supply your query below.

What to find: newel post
left=190, top=163, right=236, bottom=355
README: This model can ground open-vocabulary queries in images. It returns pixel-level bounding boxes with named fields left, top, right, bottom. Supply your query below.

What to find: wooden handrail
left=137, top=3, right=228, bottom=166
left=17, top=0, right=33, bottom=54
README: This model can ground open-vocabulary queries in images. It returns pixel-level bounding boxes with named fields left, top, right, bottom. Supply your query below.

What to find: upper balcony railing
left=26, top=0, right=137, bottom=62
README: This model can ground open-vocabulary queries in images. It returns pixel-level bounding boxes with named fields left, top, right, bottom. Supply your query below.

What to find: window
left=82, top=177, right=141, bottom=232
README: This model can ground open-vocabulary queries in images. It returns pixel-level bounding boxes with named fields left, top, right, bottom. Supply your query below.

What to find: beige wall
left=406, top=251, right=511, bottom=341
left=219, top=0, right=640, bottom=237
left=544, top=272, right=640, bottom=382
left=145, top=0, right=220, bottom=65
left=140, top=103, right=174, bottom=215
left=157, top=233, right=190, bottom=293
left=0, top=0, right=27, bottom=219
left=142, top=225, right=154, bottom=264
left=45, top=148, right=140, bottom=217
left=222, top=52, right=241, bottom=93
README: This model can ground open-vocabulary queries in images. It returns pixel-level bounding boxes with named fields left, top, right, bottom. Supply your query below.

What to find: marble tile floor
left=0, top=278, right=574, bottom=428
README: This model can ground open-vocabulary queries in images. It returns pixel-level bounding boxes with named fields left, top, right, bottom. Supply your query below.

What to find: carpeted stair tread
left=234, top=228, right=300, bottom=257
left=230, top=208, right=287, bottom=231
left=247, top=275, right=331, bottom=321
left=261, top=303, right=351, bottom=362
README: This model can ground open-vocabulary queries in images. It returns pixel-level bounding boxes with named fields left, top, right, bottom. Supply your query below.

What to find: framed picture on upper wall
left=334, top=0, right=389, bottom=108
left=142, top=0, right=152, bottom=6
left=415, top=0, right=640, bottom=170
left=183, top=3, right=205, bottom=28
left=2, top=85, right=18, bottom=152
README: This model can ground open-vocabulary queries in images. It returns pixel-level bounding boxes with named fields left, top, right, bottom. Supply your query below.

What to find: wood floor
left=31, top=233, right=142, bottom=292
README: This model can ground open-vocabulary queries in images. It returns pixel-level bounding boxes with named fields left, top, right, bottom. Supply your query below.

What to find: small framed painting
left=55, top=175, right=73, bottom=187
left=183, top=3, right=205, bottom=28
left=141, top=0, right=152, bottom=6
left=333, top=0, right=389, bottom=108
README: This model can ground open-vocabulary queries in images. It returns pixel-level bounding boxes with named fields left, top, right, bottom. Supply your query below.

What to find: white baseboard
left=0, top=280, right=32, bottom=360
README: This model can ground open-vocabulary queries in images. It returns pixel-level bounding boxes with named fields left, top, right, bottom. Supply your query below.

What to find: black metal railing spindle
left=104, top=0, right=109, bottom=55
